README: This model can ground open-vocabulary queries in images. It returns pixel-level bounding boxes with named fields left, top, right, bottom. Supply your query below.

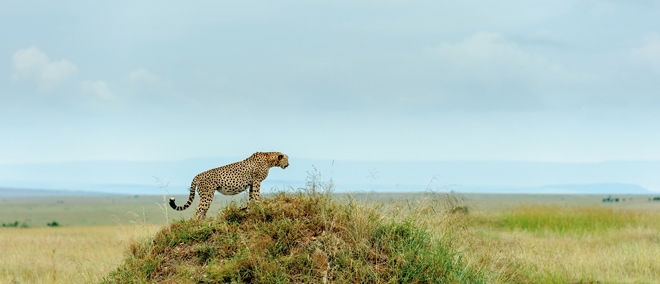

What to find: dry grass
left=0, top=224, right=159, bottom=284
left=461, top=206, right=660, bottom=284
left=515, top=230, right=660, bottom=283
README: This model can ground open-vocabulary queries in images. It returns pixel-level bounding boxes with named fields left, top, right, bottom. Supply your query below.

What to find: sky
left=2, top=0, right=660, bottom=165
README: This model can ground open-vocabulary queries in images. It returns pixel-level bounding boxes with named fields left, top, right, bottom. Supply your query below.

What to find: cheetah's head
left=275, top=153, right=289, bottom=169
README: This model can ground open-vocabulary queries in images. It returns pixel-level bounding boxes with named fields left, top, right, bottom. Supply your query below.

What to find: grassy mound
left=102, top=188, right=488, bottom=283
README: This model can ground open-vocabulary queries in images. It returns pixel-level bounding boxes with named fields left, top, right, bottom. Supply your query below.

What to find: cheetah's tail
left=169, top=178, right=197, bottom=211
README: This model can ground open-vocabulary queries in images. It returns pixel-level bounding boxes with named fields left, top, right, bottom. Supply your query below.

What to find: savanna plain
left=2, top=182, right=660, bottom=283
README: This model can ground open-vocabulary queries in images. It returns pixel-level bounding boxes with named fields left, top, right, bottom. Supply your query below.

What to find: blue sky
left=2, top=0, right=660, bottom=165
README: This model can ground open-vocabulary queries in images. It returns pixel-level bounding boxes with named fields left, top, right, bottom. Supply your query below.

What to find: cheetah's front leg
left=248, top=181, right=262, bottom=201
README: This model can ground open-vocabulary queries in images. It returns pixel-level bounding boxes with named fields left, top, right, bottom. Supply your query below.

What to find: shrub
left=2, top=221, right=20, bottom=227
left=2, top=221, right=27, bottom=228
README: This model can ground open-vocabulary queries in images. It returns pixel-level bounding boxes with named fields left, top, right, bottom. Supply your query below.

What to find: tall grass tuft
left=102, top=179, right=494, bottom=283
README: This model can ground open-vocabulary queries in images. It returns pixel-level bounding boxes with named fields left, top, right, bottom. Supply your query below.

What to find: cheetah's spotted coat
left=169, top=152, right=289, bottom=219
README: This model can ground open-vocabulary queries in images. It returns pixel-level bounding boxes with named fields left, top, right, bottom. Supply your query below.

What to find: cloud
left=507, top=34, right=573, bottom=49
left=431, top=32, right=520, bottom=60
left=631, top=33, right=660, bottom=68
left=11, top=47, right=118, bottom=102
left=422, top=32, right=566, bottom=110
left=428, top=32, right=551, bottom=79
left=80, top=80, right=115, bottom=100
left=129, top=68, right=160, bottom=84
left=12, top=47, right=78, bottom=90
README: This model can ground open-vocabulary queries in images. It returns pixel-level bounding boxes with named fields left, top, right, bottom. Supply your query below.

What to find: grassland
left=0, top=224, right=160, bottom=284
left=2, top=189, right=660, bottom=283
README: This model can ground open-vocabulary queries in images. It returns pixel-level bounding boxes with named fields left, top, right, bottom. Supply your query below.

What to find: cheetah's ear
left=278, top=154, right=283, bottom=160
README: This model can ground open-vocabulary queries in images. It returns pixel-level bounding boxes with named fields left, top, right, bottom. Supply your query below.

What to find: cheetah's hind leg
left=194, top=188, right=215, bottom=220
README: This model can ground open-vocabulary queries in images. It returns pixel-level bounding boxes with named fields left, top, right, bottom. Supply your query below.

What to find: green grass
left=0, top=194, right=240, bottom=227
left=497, top=205, right=660, bottom=237
left=101, top=187, right=494, bottom=283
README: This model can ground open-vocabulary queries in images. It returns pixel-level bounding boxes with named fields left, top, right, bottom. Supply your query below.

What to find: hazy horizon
left=2, top=158, right=659, bottom=195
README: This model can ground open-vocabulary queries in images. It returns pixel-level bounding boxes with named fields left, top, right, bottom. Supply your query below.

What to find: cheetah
left=169, top=152, right=289, bottom=219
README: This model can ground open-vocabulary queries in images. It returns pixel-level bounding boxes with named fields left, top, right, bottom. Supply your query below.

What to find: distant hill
left=0, top=182, right=654, bottom=197
left=538, top=183, right=652, bottom=194
left=0, top=187, right=115, bottom=196
left=457, top=183, right=653, bottom=194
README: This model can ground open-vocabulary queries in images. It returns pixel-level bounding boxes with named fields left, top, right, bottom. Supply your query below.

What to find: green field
left=2, top=192, right=657, bottom=228
left=2, top=192, right=660, bottom=283
left=0, top=194, right=242, bottom=227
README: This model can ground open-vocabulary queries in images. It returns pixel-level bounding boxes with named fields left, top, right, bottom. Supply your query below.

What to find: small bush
left=449, top=205, right=469, bottom=214
left=2, top=221, right=20, bottom=227
left=2, top=221, right=28, bottom=228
